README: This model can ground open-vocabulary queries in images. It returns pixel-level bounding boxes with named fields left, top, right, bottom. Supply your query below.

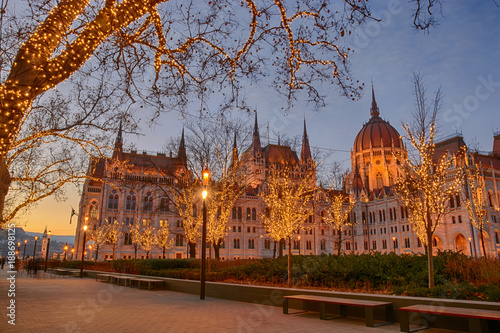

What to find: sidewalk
left=0, top=268, right=454, bottom=333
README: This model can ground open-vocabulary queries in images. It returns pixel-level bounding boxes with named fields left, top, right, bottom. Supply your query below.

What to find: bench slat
left=284, top=294, right=391, bottom=307
left=399, top=305, right=500, bottom=321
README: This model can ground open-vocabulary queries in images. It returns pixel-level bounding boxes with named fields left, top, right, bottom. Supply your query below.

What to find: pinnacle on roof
left=370, top=84, right=380, bottom=118
left=177, top=127, right=187, bottom=161
left=300, top=117, right=312, bottom=163
left=251, top=111, right=261, bottom=157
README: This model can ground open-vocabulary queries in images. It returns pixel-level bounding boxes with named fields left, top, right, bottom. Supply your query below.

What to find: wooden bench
left=96, top=273, right=118, bottom=283
left=399, top=304, right=500, bottom=333
left=283, top=294, right=393, bottom=327
left=132, top=278, right=165, bottom=290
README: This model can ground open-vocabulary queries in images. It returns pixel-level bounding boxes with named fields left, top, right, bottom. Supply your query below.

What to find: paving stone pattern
left=0, top=268, right=455, bottom=333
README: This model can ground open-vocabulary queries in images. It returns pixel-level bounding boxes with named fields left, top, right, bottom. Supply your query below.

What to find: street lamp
left=80, top=224, right=88, bottom=278
left=22, top=240, right=27, bottom=260
left=64, top=243, right=68, bottom=261
left=468, top=237, right=473, bottom=257
left=392, top=236, right=397, bottom=254
left=17, top=242, right=21, bottom=258
left=32, top=236, right=39, bottom=259
left=200, top=168, right=210, bottom=300
left=44, top=231, right=51, bottom=272
left=71, top=248, right=74, bottom=260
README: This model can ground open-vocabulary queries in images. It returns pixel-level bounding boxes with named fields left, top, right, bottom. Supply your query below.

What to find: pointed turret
left=251, top=112, right=261, bottom=157
left=370, top=84, right=380, bottom=118
left=300, top=118, right=312, bottom=164
left=42, top=226, right=48, bottom=239
left=112, top=120, right=124, bottom=160
left=230, top=131, right=239, bottom=168
left=177, top=128, right=187, bottom=163
left=352, top=163, right=364, bottom=197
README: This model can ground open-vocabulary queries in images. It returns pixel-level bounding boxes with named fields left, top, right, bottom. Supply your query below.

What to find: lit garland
left=105, top=220, right=123, bottom=259
left=322, top=187, right=355, bottom=254
left=156, top=222, right=174, bottom=258
left=260, top=165, right=315, bottom=244
left=140, top=224, right=156, bottom=259
left=465, top=161, right=488, bottom=256
left=171, top=180, right=202, bottom=249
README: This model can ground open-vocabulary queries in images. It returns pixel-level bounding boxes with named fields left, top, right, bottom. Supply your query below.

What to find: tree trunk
left=273, top=241, right=277, bottom=259
left=134, top=245, right=138, bottom=259
left=479, top=226, right=487, bottom=258
left=279, top=239, right=284, bottom=258
left=0, top=156, right=11, bottom=224
left=337, top=228, right=342, bottom=256
left=163, top=247, right=166, bottom=259
left=213, top=241, right=220, bottom=260
left=427, top=228, right=434, bottom=288
left=95, top=245, right=100, bottom=261
left=287, top=237, right=292, bottom=288
left=189, top=241, right=196, bottom=258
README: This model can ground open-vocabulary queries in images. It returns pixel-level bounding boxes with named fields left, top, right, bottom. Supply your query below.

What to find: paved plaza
left=0, top=268, right=457, bottom=333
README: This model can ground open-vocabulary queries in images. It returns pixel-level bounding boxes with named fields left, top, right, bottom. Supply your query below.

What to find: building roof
left=353, top=87, right=403, bottom=153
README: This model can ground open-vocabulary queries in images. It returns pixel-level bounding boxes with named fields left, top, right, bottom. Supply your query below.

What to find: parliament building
left=74, top=89, right=500, bottom=260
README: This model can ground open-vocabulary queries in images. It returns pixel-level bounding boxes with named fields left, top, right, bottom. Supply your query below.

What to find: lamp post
left=71, top=248, right=74, bottom=260
left=44, top=231, right=51, bottom=272
left=392, top=236, right=397, bottom=254
left=200, top=168, right=210, bottom=300
left=468, top=237, right=473, bottom=257
left=32, top=236, right=39, bottom=259
left=64, top=244, right=68, bottom=261
left=22, top=240, right=27, bottom=260
left=80, top=224, right=88, bottom=278
left=17, top=242, right=21, bottom=258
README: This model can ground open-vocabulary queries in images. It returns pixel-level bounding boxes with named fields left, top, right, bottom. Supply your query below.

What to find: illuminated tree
left=129, top=223, right=142, bottom=260
left=322, top=186, right=355, bottom=255
left=0, top=0, right=377, bottom=225
left=171, top=180, right=202, bottom=258
left=105, top=221, right=123, bottom=260
left=465, top=162, right=488, bottom=257
left=394, top=73, right=463, bottom=288
left=140, top=224, right=157, bottom=259
left=260, top=165, right=315, bottom=287
left=88, top=224, right=109, bottom=261
left=156, top=222, right=173, bottom=259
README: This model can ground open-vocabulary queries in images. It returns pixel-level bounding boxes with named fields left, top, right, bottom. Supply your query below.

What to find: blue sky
left=24, top=0, right=500, bottom=234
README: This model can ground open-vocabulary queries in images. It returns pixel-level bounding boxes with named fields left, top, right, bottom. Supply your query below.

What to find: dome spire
left=370, top=82, right=380, bottom=118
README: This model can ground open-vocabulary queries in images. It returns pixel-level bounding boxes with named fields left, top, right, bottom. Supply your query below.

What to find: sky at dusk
left=19, top=0, right=500, bottom=236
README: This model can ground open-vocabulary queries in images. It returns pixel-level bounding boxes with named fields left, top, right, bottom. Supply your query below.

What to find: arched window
left=264, top=239, right=271, bottom=250
left=495, top=231, right=500, bottom=244
left=89, top=201, right=98, bottom=219
left=143, top=193, right=153, bottom=211
left=248, top=239, right=255, bottom=249
left=388, top=172, right=394, bottom=186
left=252, top=208, right=257, bottom=220
left=108, top=194, right=114, bottom=209
left=320, top=239, right=326, bottom=251
left=234, top=238, right=240, bottom=249
left=232, top=207, right=237, bottom=219
left=379, top=210, right=382, bottom=223
left=246, top=208, right=251, bottom=220
left=376, top=172, right=383, bottom=189
left=389, top=209, right=393, bottom=220
left=160, top=196, right=169, bottom=212
left=237, top=207, right=242, bottom=220
left=362, top=212, right=366, bottom=224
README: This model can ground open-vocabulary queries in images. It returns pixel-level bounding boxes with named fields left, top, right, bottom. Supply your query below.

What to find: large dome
left=353, top=87, right=403, bottom=153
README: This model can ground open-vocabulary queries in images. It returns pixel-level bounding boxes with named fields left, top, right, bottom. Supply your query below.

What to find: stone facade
left=74, top=96, right=500, bottom=260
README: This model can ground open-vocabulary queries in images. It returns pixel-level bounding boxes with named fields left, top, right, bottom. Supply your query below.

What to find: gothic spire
left=230, top=131, right=239, bottom=168
left=112, top=120, right=123, bottom=160
left=370, top=83, right=380, bottom=118
left=177, top=127, right=187, bottom=162
left=251, top=112, right=261, bottom=157
left=300, top=117, right=312, bottom=163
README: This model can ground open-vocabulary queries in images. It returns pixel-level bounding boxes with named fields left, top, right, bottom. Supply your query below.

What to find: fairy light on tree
left=171, top=180, right=202, bottom=258
left=394, top=72, right=463, bottom=288
left=88, top=224, right=109, bottom=261
left=465, top=160, right=488, bottom=258
left=105, top=220, right=123, bottom=260
left=260, top=165, right=316, bottom=287
left=322, top=185, right=355, bottom=255
left=156, top=221, right=173, bottom=259
left=0, top=0, right=376, bottom=225
left=140, top=224, right=156, bottom=259
left=130, top=222, right=142, bottom=260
